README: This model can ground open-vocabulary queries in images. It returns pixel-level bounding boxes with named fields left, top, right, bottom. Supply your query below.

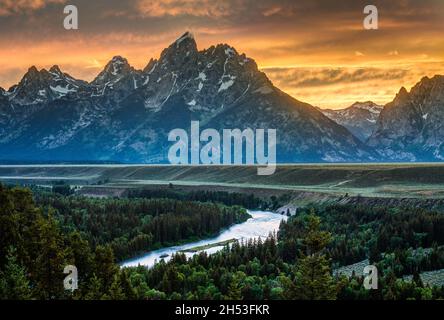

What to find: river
left=121, top=210, right=287, bottom=268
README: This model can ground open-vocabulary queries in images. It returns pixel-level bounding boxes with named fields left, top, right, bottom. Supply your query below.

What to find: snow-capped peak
left=160, top=32, right=198, bottom=62
left=320, top=101, right=383, bottom=142
left=350, top=101, right=383, bottom=114
left=5, top=65, right=82, bottom=105
left=91, top=56, right=134, bottom=86
left=107, top=56, right=130, bottom=75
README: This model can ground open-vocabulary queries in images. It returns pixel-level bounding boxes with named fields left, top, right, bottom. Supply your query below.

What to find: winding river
left=122, top=210, right=287, bottom=268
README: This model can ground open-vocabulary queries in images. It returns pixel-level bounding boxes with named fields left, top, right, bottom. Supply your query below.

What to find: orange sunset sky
left=0, top=0, right=443, bottom=108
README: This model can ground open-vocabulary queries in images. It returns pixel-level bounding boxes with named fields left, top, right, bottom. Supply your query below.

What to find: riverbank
left=121, top=210, right=287, bottom=268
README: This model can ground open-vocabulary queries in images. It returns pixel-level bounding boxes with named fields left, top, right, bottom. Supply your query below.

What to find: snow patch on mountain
left=50, top=85, right=76, bottom=95
left=0, top=31, right=375, bottom=163
left=218, top=79, right=235, bottom=92
left=320, top=101, right=383, bottom=142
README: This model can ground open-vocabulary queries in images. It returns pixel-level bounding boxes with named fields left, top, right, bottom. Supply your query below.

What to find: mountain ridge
left=2, top=32, right=441, bottom=163
left=368, top=75, right=444, bottom=161
left=320, top=101, right=383, bottom=142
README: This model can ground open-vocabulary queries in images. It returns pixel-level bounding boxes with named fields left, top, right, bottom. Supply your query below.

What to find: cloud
left=136, top=0, right=234, bottom=17
left=0, top=0, right=66, bottom=16
left=0, top=0, right=443, bottom=108
left=263, top=67, right=409, bottom=88
left=262, top=63, right=444, bottom=108
left=261, top=6, right=282, bottom=17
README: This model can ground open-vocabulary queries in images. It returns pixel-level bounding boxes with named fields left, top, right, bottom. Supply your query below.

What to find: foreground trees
left=0, top=185, right=122, bottom=299
left=292, top=213, right=336, bottom=299
left=37, top=192, right=250, bottom=260
left=0, top=247, right=32, bottom=300
left=1, top=184, right=444, bottom=300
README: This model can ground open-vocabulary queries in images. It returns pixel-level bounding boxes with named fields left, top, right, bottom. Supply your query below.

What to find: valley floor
left=2, top=163, right=444, bottom=200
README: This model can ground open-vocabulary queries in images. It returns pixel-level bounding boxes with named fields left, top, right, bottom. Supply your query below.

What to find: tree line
left=2, top=184, right=444, bottom=300
left=36, top=191, right=250, bottom=260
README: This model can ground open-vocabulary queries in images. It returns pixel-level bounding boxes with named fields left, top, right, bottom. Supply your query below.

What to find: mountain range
left=0, top=32, right=443, bottom=163
left=368, top=76, right=444, bottom=161
left=320, top=102, right=383, bottom=142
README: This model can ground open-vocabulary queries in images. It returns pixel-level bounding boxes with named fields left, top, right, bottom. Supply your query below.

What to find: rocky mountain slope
left=321, top=101, right=383, bottom=142
left=0, top=32, right=379, bottom=163
left=368, top=75, right=444, bottom=161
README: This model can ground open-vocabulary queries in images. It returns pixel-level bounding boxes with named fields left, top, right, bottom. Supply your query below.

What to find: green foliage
left=0, top=247, right=32, bottom=300
left=36, top=193, right=250, bottom=260
left=52, top=184, right=74, bottom=196
left=280, top=204, right=444, bottom=268
left=2, top=183, right=444, bottom=301
left=291, top=213, right=336, bottom=300
left=127, top=189, right=268, bottom=210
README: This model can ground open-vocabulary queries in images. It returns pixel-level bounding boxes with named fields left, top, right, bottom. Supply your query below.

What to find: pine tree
left=0, top=247, right=32, bottom=300
left=108, top=275, right=126, bottom=300
left=293, top=211, right=337, bottom=300
left=225, top=277, right=243, bottom=300
left=93, top=245, right=118, bottom=292
left=119, top=270, right=137, bottom=300
left=293, top=253, right=336, bottom=299
left=34, top=212, right=67, bottom=299
left=84, top=274, right=104, bottom=300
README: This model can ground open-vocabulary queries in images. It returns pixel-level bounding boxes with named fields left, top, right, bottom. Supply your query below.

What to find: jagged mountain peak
left=49, top=65, right=62, bottom=74
left=47, top=65, right=79, bottom=83
left=26, top=65, right=40, bottom=75
left=204, top=43, right=243, bottom=60
left=415, top=74, right=444, bottom=85
left=108, top=55, right=130, bottom=68
left=397, top=86, right=409, bottom=97
left=103, top=56, right=131, bottom=72
left=143, top=58, right=158, bottom=74
left=157, top=32, right=199, bottom=70
left=19, top=65, right=75, bottom=85
left=320, top=101, right=383, bottom=142
left=164, top=32, right=197, bottom=55
left=175, top=32, right=195, bottom=47
left=368, top=74, right=444, bottom=161
left=349, top=101, right=383, bottom=113
left=89, top=56, right=144, bottom=99
left=134, top=32, right=271, bottom=116
left=20, top=66, right=49, bottom=83
left=351, top=100, right=379, bottom=107
left=8, top=65, right=85, bottom=105
left=0, top=32, right=379, bottom=163
left=92, top=56, right=135, bottom=85
left=214, top=43, right=237, bottom=55
left=410, top=74, right=444, bottom=95
left=388, top=86, right=410, bottom=105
